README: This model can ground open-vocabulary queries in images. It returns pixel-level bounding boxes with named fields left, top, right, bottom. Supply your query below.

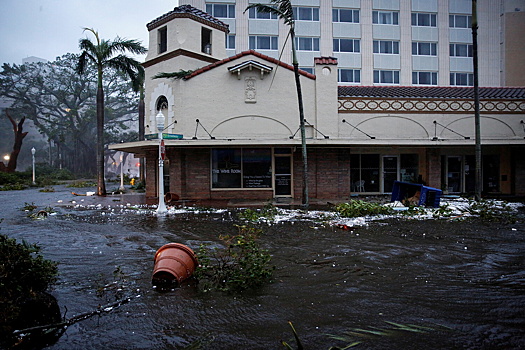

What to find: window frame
left=333, top=38, right=361, bottom=53
left=373, top=70, right=400, bottom=84
left=211, top=148, right=272, bottom=190
left=158, top=26, right=167, bottom=54
left=206, top=3, right=235, bottom=18
left=295, top=37, right=320, bottom=51
left=450, top=43, right=473, bottom=57
left=338, top=69, right=361, bottom=83
left=412, top=71, right=438, bottom=85
left=450, top=72, right=474, bottom=86
left=449, top=14, right=472, bottom=28
left=249, top=35, right=279, bottom=50
left=373, top=40, right=400, bottom=54
left=293, top=6, right=320, bottom=21
left=226, top=34, right=235, bottom=49
left=248, top=7, right=278, bottom=19
left=372, top=10, right=399, bottom=25
left=332, top=8, right=360, bottom=23
left=412, top=42, right=438, bottom=56
left=411, top=12, right=437, bottom=27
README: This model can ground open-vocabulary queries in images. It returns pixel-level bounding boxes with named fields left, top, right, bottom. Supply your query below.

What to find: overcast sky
left=0, top=0, right=180, bottom=65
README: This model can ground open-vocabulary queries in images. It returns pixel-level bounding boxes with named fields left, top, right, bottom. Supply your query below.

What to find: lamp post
left=31, top=147, right=36, bottom=185
left=119, top=153, right=125, bottom=192
left=156, top=111, right=167, bottom=214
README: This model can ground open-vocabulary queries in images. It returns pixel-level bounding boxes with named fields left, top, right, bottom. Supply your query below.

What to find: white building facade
left=111, top=4, right=525, bottom=204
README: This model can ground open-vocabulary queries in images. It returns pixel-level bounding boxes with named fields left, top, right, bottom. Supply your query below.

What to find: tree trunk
left=4, top=110, right=28, bottom=173
left=138, top=87, right=145, bottom=183
left=291, top=30, right=309, bottom=208
left=96, top=68, right=107, bottom=196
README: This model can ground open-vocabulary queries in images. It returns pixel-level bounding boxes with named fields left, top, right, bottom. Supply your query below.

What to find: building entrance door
left=274, top=155, right=292, bottom=197
left=382, top=155, right=398, bottom=193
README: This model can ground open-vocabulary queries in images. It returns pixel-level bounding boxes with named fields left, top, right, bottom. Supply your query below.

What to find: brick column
left=145, top=150, right=158, bottom=199
left=426, top=148, right=442, bottom=190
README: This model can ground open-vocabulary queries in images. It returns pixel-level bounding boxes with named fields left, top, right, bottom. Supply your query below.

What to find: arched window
left=156, top=96, right=168, bottom=112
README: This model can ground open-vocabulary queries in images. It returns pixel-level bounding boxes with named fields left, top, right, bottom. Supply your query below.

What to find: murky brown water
left=2, top=187, right=524, bottom=349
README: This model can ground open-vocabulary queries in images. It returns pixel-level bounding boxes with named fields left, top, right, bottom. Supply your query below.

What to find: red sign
left=160, top=139, right=166, bottom=160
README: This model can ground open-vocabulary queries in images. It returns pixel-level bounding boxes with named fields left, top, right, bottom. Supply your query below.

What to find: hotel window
left=372, top=11, right=399, bottom=25
left=295, top=37, right=320, bottom=51
left=226, top=34, right=235, bottom=49
left=450, top=72, right=474, bottom=86
left=206, top=3, right=235, bottom=18
left=293, top=7, right=319, bottom=21
left=248, top=7, right=278, bottom=19
left=411, top=12, right=437, bottom=27
left=333, top=38, right=360, bottom=53
left=158, top=27, right=167, bottom=54
left=412, top=42, right=437, bottom=56
left=412, top=71, right=438, bottom=85
left=374, top=70, right=400, bottom=84
left=449, top=14, right=472, bottom=28
left=338, top=69, right=361, bottom=83
left=373, top=40, right=400, bottom=54
left=249, top=36, right=278, bottom=50
left=450, top=43, right=473, bottom=57
left=211, top=148, right=272, bottom=189
left=333, top=8, right=359, bottom=23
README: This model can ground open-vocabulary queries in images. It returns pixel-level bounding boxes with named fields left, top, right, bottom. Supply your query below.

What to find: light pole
left=119, top=153, right=125, bottom=192
left=31, top=147, right=36, bottom=185
left=156, top=111, right=167, bottom=214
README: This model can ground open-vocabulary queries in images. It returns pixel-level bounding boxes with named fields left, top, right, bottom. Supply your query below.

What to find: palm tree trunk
left=96, top=68, right=106, bottom=196
left=138, top=87, right=145, bottom=183
left=291, top=30, right=309, bottom=208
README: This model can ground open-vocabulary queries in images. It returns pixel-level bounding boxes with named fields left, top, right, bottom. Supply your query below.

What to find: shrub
left=237, top=203, right=279, bottom=222
left=194, top=225, right=274, bottom=293
left=334, top=200, right=394, bottom=218
left=465, top=199, right=517, bottom=224
left=0, top=234, right=59, bottom=343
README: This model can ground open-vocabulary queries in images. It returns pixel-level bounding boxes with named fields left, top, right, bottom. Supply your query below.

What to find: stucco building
left=110, top=4, right=525, bottom=204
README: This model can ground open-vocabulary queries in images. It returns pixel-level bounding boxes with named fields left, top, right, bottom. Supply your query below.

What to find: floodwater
left=1, top=186, right=524, bottom=349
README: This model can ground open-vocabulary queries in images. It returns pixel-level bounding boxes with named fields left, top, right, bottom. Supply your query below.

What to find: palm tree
left=77, top=28, right=146, bottom=196
left=245, top=0, right=309, bottom=208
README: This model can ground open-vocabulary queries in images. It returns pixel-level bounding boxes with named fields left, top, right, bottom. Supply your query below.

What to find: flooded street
left=1, top=186, right=524, bottom=349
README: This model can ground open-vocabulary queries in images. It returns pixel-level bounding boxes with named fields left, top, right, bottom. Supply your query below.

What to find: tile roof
left=314, top=57, right=338, bottom=65
left=338, top=86, right=525, bottom=99
left=147, top=4, right=229, bottom=32
left=184, top=50, right=317, bottom=80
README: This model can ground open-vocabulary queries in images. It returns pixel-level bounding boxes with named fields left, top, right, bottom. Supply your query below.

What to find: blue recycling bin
left=391, top=181, right=442, bottom=208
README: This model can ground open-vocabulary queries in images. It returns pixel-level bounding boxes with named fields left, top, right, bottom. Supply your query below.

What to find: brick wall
left=293, top=148, right=351, bottom=200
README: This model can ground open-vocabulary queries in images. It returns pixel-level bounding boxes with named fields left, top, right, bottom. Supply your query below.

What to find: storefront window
left=242, top=148, right=272, bottom=188
left=400, top=154, right=418, bottom=183
left=212, top=149, right=241, bottom=188
left=350, top=154, right=380, bottom=192
left=212, top=148, right=271, bottom=189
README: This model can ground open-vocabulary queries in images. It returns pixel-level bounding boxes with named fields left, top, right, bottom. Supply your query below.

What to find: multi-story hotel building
left=184, top=0, right=525, bottom=87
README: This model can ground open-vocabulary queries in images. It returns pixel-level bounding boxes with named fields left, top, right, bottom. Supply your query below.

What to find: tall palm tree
left=245, top=0, right=309, bottom=208
left=77, top=28, right=146, bottom=196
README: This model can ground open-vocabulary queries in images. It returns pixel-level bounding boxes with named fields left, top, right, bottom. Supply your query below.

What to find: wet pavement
left=1, top=185, right=524, bottom=349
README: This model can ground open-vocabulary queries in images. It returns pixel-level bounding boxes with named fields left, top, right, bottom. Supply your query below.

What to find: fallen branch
left=13, top=296, right=134, bottom=336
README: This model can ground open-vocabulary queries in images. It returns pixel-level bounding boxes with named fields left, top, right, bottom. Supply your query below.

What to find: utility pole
left=472, top=0, right=482, bottom=201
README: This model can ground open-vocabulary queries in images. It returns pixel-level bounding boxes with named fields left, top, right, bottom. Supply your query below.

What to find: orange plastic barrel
left=152, top=243, right=198, bottom=286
